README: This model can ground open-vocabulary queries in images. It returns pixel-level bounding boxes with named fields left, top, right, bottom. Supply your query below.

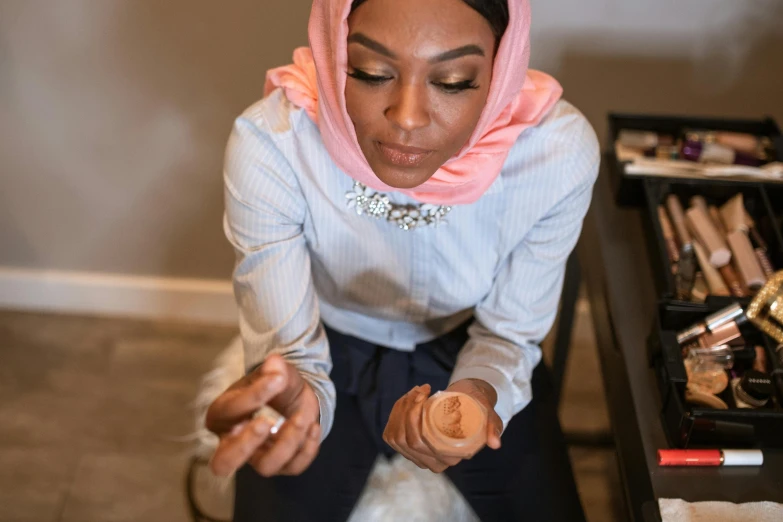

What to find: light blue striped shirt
left=224, top=89, right=599, bottom=439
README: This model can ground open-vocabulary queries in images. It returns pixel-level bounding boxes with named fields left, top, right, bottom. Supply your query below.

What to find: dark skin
left=345, top=0, right=496, bottom=189
left=207, top=0, right=502, bottom=478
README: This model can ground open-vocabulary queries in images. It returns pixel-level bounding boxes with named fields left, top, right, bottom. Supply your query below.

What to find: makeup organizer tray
left=604, top=113, right=783, bottom=449
left=647, top=303, right=783, bottom=449
left=642, top=178, right=783, bottom=307
left=607, top=113, right=782, bottom=207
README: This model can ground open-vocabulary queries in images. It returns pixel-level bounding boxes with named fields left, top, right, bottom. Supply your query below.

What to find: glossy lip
left=375, top=141, right=434, bottom=168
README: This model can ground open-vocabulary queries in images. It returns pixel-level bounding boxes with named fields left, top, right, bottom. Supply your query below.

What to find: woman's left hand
left=382, top=379, right=503, bottom=473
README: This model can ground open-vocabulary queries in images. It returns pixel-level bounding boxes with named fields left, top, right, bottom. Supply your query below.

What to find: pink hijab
left=264, top=0, right=562, bottom=205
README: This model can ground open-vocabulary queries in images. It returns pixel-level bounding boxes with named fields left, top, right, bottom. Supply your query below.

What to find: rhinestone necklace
left=345, top=181, right=452, bottom=231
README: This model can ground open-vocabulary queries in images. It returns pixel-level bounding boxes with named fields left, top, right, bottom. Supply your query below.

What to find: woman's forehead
left=347, top=0, right=496, bottom=59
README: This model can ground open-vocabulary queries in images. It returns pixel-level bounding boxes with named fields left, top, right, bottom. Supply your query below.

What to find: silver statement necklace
left=345, top=181, right=452, bottom=231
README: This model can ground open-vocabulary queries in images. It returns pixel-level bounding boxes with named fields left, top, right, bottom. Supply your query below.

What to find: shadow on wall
left=531, top=0, right=783, bottom=145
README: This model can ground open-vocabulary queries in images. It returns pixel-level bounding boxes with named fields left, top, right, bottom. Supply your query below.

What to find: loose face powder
left=422, top=391, right=487, bottom=458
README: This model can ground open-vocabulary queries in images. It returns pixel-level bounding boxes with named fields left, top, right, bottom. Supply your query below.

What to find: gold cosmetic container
left=747, top=271, right=783, bottom=344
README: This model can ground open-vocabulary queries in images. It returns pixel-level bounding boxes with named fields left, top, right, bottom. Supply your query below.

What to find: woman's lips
left=376, top=141, right=433, bottom=168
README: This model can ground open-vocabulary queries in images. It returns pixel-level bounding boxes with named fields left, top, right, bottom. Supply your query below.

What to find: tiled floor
left=0, top=301, right=623, bottom=522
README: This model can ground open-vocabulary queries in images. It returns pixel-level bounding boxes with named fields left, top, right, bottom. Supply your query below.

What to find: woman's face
left=345, top=0, right=496, bottom=189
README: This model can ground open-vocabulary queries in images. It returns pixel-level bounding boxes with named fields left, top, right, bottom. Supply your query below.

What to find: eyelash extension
left=434, top=80, right=479, bottom=93
left=346, top=69, right=392, bottom=84
left=347, top=69, right=478, bottom=93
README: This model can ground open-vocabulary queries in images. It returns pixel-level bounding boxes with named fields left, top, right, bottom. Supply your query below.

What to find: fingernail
left=230, top=422, right=246, bottom=436
left=415, top=392, right=426, bottom=403
left=271, top=374, right=284, bottom=388
left=495, top=427, right=501, bottom=438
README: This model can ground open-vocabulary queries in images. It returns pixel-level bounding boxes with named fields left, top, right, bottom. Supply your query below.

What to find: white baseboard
left=0, top=267, right=238, bottom=326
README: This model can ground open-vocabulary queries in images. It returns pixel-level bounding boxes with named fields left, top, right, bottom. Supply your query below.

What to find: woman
left=207, top=0, right=599, bottom=520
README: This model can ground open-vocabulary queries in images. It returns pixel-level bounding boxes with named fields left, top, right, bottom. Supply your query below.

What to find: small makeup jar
left=422, top=392, right=487, bottom=459
left=253, top=405, right=286, bottom=434
left=732, top=370, right=774, bottom=409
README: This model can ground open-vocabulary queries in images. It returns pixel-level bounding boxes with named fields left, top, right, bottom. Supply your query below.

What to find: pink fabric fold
left=264, top=0, right=563, bottom=205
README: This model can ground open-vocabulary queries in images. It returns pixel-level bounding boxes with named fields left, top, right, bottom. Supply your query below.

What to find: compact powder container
left=422, top=392, right=487, bottom=459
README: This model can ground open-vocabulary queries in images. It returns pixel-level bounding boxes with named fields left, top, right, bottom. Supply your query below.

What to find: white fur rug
left=192, top=337, right=478, bottom=522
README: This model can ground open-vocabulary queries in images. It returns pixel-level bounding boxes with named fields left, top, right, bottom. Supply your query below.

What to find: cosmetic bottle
left=617, top=130, right=669, bottom=150
left=730, top=370, right=774, bottom=409
left=741, top=210, right=776, bottom=279
left=693, top=241, right=730, bottom=296
left=253, top=405, right=286, bottom=434
left=422, top=392, right=487, bottom=459
left=709, top=206, right=728, bottom=235
left=746, top=276, right=783, bottom=403
left=720, top=194, right=767, bottom=290
left=677, top=303, right=748, bottom=346
left=684, top=346, right=732, bottom=395
left=753, top=346, right=768, bottom=373
left=646, top=144, right=679, bottom=160
left=684, top=130, right=772, bottom=158
left=727, top=231, right=767, bottom=290
left=697, top=321, right=742, bottom=350
left=690, top=273, right=708, bottom=303
left=666, top=195, right=696, bottom=299
left=687, top=205, right=731, bottom=267
left=658, top=205, right=680, bottom=268
left=681, top=133, right=764, bottom=167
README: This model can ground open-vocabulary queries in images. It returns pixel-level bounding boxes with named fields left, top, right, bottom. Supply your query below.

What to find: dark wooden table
left=577, top=167, right=783, bottom=522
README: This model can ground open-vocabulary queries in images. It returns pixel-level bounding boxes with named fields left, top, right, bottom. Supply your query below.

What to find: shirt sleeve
left=223, top=114, right=336, bottom=440
left=448, top=134, right=600, bottom=429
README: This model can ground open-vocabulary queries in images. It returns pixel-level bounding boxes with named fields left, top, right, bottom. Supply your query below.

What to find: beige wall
left=1, top=0, right=782, bottom=279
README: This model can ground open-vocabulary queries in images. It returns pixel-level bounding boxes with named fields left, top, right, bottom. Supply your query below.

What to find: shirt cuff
left=448, top=365, right=514, bottom=431
left=299, top=373, right=336, bottom=443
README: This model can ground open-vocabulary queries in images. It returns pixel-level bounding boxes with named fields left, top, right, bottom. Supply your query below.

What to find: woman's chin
left=371, top=165, right=435, bottom=190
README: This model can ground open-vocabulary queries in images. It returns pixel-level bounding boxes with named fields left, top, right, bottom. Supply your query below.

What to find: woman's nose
left=385, top=83, right=431, bottom=132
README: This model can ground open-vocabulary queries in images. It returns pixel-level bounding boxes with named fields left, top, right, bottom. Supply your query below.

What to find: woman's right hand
left=205, top=354, right=321, bottom=477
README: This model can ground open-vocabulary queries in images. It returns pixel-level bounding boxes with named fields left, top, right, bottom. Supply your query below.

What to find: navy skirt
left=234, top=322, right=586, bottom=522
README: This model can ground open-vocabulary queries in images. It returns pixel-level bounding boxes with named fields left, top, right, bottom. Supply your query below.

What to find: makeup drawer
left=607, top=113, right=782, bottom=207
left=648, top=303, right=783, bottom=449
left=642, top=179, right=783, bottom=306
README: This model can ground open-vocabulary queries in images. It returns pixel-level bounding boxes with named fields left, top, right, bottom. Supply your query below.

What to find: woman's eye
left=347, top=69, right=393, bottom=84
left=434, top=80, right=479, bottom=94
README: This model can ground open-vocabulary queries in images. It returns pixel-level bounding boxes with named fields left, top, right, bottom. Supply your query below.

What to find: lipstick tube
left=658, top=449, right=763, bottom=467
